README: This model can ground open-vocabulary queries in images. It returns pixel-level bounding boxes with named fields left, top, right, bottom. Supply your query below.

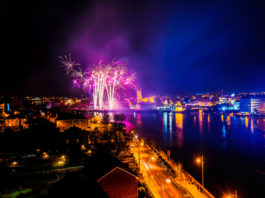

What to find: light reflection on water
left=169, top=113, right=173, bottom=133
left=245, top=117, right=249, bottom=128
left=175, top=113, right=183, bottom=149
left=121, top=111, right=265, bottom=151
left=136, top=113, right=142, bottom=126
left=226, top=115, right=231, bottom=126
left=163, top=112, right=168, bottom=133
left=207, top=114, right=211, bottom=131
left=251, top=119, right=254, bottom=133
left=199, top=110, right=203, bottom=133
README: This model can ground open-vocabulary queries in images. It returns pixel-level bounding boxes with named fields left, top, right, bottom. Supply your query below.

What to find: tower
left=136, top=89, right=142, bottom=104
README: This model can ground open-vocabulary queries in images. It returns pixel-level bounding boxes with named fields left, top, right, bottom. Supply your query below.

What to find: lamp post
left=133, top=134, right=140, bottom=173
left=138, top=140, right=140, bottom=173
left=160, top=177, right=171, bottom=198
left=196, top=154, right=204, bottom=187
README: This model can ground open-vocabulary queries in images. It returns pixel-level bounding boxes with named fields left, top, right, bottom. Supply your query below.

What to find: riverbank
left=131, top=136, right=215, bottom=198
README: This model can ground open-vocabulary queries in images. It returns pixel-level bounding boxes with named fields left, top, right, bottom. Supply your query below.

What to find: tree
left=114, top=114, right=125, bottom=122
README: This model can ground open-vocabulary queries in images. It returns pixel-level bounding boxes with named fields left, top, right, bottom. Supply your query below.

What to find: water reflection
left=207, top=114, right=210, bottom=131
left=222, top=125, right=226, bottom=139
left=163, top=112, right=168, bottom=133
left=136, top=113, right=142, bottom=125
left=169, top=113, right=173, bottom=133
left=245, top=117, right=249, bottom=128
left=256, top=119, right=265, bottom=132
left=199, top=110, right=203, bottom=133
left=221, top=114, right=224, bottom=123
left=175, top=113, right=183, bottom=130
left=222, top=125, right=227, bottom=149
left=162, top=112, right=173, bottom=146
left=193, top=116, right=197, bottom=128
left=250, top=119, right=254, bottom=134
left=226, top=116, right=231, bottom=126
left=175, top=113, right=183, bottom=148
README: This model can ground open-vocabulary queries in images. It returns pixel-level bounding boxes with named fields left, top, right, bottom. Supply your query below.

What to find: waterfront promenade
left=131, top=138, right=214, bottom=198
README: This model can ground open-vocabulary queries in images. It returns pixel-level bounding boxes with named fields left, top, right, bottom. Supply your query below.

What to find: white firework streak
left=60, top=55, right=136, bottom=110
left=58, top=54, right=80, bottom=75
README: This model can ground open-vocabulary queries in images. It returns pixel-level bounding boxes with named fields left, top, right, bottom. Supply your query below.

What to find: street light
left=147, top=156, right=156, bottom=186
left=10, top=161, right=18, bottom=167
left=61, top=155, right=66, bottom=161
left=166, top=178, right=171, bottom=183
left=195, top=154, right=204, bottom=187
left=160, top=176, right=171, bottom=198
left=86, top=149, right=92, bottom=155
left=137, top=139, right=140, bottom=173
left=42, top=152, right=49, bottom=159
left=224, top=190, right=238, bottom=198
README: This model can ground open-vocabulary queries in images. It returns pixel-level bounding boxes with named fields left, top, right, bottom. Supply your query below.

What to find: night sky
left=2, top=0, right=265, bottom=96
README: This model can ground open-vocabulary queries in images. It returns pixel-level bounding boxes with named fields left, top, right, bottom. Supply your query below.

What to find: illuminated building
left=240, top=97, right=265, bottom=115
left=136, top=89, right=142, bottom=104
left=185, top=99, right=215, bottom=110
left=130, top=103, right=156, bottom=111
left=0, top=103, right=5, bottom=114
left=56, top=119, right=89, bottom=132
left=233, top=101, right=240, bottom=110
left=1, top=117, right=29, bottom=132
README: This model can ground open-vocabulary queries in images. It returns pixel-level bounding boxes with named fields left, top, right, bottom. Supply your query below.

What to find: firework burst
left=59, top=55, right=136, bottom=110
left=58, top=54, right=80, bottom=75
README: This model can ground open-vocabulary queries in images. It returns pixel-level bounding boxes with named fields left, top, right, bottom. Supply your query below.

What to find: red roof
left=97, top=167, right=138, bottom=198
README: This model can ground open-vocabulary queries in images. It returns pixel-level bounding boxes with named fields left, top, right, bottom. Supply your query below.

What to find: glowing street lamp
left=42, top=152, right=49, bottom=159
left=166, top=178, right=171, bottom=183
left=57, top=160, right=65, bottom=166
left=195, top=154, right=204, bottom=187
left=86, top=149, right=92, bottom=155
left=147, top=156, right=156, bottom=186
left=81, top=144, right=86, bottom=150
left=10, top=161, right=18, bottom=167
left=61, top=155, right=66, bottom=161
left=224, top=190, right=238, bottom=198
left=138, top=141, right=141, bottom=173
left=160, top=176, right=171, bottom=198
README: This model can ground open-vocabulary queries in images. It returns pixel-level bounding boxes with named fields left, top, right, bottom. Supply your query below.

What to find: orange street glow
left=10, top=161, right=18, bottom=167
left=166, top=178, right=171, bottom=183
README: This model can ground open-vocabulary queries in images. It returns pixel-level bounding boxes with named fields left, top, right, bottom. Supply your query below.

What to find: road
left=131, top=141, right=182, bottom=198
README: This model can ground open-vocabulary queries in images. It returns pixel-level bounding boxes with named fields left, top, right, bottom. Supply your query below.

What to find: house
left=97, top=167, right=138, bottom=198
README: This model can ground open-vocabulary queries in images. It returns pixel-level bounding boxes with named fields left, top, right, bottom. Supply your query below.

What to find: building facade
left=240, top=97, right=265, bottom=115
